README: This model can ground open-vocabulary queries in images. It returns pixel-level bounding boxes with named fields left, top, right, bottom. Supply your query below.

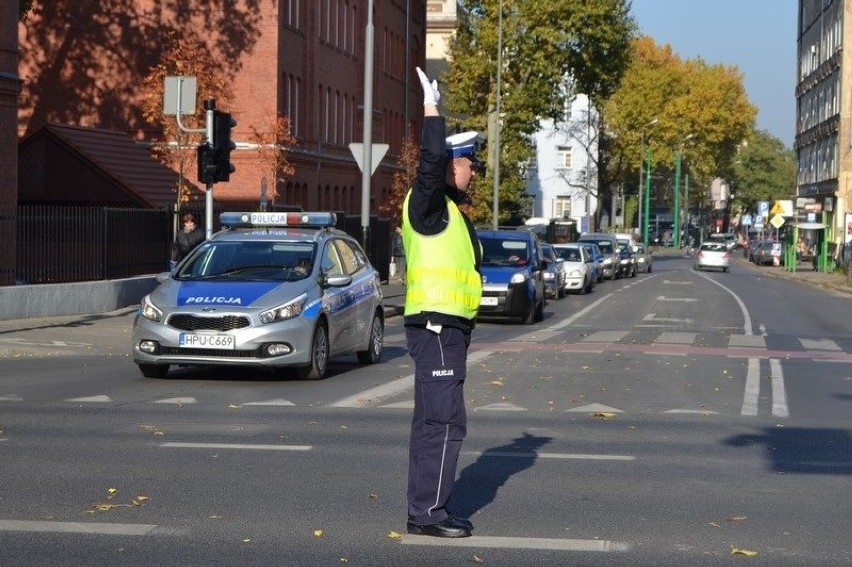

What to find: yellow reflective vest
left=402, top=191, right=482, bottom=319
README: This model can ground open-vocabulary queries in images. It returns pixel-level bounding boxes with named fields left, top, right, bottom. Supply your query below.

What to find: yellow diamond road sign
left=770, top=214, right=785, bottom=229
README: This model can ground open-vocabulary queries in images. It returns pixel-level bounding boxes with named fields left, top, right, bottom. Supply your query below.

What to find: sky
left=630, top=0, right=798, bottom=148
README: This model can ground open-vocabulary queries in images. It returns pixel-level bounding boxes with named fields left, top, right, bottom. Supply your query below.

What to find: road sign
left=758, top=201, right=769, bottom=215
left=349, top=143, right=389, bottom=176
left=770, top=202, right=785, bottom=215
left=770, top=214, right=785, bottom=229
left=741, top=214, right=753, bottom=226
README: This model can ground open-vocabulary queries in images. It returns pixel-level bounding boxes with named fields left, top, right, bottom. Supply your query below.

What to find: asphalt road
left=2, top=253, right=852, bottom=565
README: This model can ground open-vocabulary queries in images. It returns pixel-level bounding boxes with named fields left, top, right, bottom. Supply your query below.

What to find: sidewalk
left=735, top=255, right=852, bottom=295
left=382, top=280, right=406, bottom=318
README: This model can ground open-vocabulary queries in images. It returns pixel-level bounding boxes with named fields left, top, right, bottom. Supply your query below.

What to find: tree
left=140, top=33, right=235, bottom=205
left=445, top=0, right=635, bottom=225
left=248, top=115, right=298, bottom=209
left=380, top=133, right=419, bottom=230
left=603, top=36, right=757, bottom=214
left=727, top=130, right=796, bottom=213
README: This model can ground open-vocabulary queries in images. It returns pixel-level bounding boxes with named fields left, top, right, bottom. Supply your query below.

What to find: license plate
left=179, top=333, right=236, bottom=350
left=480, top=297, right=498, bottom=306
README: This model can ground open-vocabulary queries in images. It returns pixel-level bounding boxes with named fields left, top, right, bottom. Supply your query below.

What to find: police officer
left=403, top=67, right=483, bottom=539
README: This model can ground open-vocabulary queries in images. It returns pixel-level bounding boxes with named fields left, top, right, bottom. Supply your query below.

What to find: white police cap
left=446, top=131, right=484, bottom=172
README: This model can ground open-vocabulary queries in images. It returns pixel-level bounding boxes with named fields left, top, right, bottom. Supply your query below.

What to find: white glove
left=416, top=66, right=440, bottom=106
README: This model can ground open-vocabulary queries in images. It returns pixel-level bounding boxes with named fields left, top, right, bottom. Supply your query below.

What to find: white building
left=527, top=94, right=600, bottom=232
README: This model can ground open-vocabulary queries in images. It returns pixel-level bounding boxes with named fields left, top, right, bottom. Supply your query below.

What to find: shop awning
left=794, top=222, right=826, bottom=230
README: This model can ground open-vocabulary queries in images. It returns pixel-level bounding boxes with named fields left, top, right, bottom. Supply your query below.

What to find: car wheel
left=648, top=265, right=652, bottom=273
left=534, top=295, right=545, bottom=322
left=522, top=301, right=535, bottom=324
left=357, top=310, right=384, bottom=364
left=297, top=320, right=329, bottom=380
left=138, top=363, right=169, bottom=379
left=723, top=267, right=729, bottom=273
left=631, top=266, right=637, bottom=278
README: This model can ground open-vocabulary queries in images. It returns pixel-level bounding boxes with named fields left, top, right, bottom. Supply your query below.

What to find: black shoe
left=448, top=514, right=473, bottom=530
left=407, top=517, right=472, bottom=538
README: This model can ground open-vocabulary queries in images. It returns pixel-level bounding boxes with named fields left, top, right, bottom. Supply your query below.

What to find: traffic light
left=212, top=110, right=237, bottom=182
left=197, top=143, right=217, bottom=184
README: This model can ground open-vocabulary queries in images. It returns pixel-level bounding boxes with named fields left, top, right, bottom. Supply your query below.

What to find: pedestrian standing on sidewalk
left=401, top=66, right=483, bottom=539
left=171, top=213, right=205, bottom=268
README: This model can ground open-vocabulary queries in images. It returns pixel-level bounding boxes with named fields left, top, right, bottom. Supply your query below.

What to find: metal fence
left=13, top=205, right=392, bottom=284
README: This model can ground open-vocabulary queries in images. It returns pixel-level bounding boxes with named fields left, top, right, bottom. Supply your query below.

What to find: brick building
left=15, top=0, right=426, bottom=213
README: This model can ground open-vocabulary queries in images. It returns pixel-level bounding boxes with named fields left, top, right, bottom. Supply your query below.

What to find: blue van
left=476, top=229, right=547, bottom=324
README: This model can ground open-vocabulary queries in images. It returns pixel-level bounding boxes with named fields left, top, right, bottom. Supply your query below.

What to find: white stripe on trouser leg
left=427, top=424, right=450, bottom=517
left=437, top=332, right=445, bottom=366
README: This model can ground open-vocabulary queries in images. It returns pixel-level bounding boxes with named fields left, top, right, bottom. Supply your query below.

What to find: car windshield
left=595, top=242, right=614, bottom=254
left=480, top=238, right=530, bottom=266
left=701, top=243, right=727, bottom=252
left=175, top=241, right=316, bottom=282
left=555, top=247, right=582, bottom=262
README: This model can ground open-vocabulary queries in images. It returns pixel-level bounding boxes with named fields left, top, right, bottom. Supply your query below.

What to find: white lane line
left=769, top=358, right=789, bottom=418
left=656, top=296, right=696, bottom=302
left=694, top=272, right=753, bottom=335
left=799, top=338, right=841, bottom=351
left=0, top=519, right=161, bottom=536
left=154, top=397, right=197, bottom=405
left=66, top=395, right=112, bottom=403
left=464, top=450, right=635, bottom=461
left=0, top=394, right=23, bottom=402
left=401, top=535, right=631, bottom=552
left=159, top=442, right=312, bottom=451
left=741, top=358, right=761, bottom=416
left=329, top=350, right=492, bottom=408
left=243, top=398, right=295, bottom=406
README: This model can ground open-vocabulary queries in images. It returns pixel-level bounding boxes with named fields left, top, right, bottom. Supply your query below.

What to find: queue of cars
left=134, top=218, right=658, bottom=379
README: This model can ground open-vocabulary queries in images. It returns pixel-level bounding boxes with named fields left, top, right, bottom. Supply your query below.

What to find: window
left=555, top=196, right=571, bottom=219
left=557, top=146, right=572, bottom=169
left=334, top=239, right=367, bottom=275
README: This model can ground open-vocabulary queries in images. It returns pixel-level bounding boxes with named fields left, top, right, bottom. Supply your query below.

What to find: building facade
left=15, top=0, right=426, bottom=214
left=796, top=0, right=851, bottom=259
left=528, top=94, right=600, bottom=233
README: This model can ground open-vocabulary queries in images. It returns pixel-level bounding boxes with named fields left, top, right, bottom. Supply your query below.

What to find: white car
left=694, top=241, right=732, bottom=272
left=553, top=243, right=594, bottom=294
left=132, top=211, right=385, bottom=380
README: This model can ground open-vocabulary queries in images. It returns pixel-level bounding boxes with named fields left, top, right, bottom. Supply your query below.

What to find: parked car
left=751, top=241, right=780, bottom=266
left=540, top=243, right=566, bottom=299
left=131, top=211, right=384, bottom=380
left=633, top=243, right=653, bottom=273
left=578, top=241, right=604, bottom=283
left=616, top=243, right=637, bottom=278
left=476, top=229, right=546, bottom=324
left=694, top=241, right=732, bottom=272
left=553, top=243, right=595, bottom=294
left=577, top=233, right=620, bottom=280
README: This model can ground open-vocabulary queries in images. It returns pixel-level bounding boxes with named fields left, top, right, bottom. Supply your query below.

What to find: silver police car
left=132, top=212, right=384, bottom=380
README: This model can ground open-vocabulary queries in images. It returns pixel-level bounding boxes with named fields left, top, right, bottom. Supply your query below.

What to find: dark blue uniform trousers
left=406, top=325, right=470, bottom=526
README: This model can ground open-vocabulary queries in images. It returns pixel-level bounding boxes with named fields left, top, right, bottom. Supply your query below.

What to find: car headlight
left=510, top=272, right=528, bottom=284
left=543, top=272, right=555, bottom=280
left=568, top=269, right=582, bottom=277
left=140, top=295, right=163, bottom=323
left=602, top=258, right=612, bottom=266
left=637, top=258, right=646, bottom=263
left=260, top=293, right=307, bottom=324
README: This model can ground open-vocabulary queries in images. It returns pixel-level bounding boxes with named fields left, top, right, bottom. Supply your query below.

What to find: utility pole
left=492, top=0, right=503, bottom=229
left=637, top=118, right=658, bottom=244
left=360, top=0, right=375, bottom=252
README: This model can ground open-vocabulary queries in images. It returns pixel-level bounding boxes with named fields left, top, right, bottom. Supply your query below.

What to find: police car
left=131, top=212, right=384, bottom=380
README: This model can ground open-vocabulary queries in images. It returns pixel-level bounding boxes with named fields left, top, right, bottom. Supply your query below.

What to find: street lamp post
left=673, top=133, right=694, bottom=249
left=492, top=0, right=503, bottom=229
left=638, top=118, right=658, bottom=246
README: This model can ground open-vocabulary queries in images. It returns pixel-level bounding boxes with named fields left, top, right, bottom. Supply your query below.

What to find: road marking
left=154, top=397, right=197, bottom=405
left=160, top=442, right=312, bottom=451
left=0, top=519, right=161, bottom=536
left=476, top=402, right=526, bottom=411
left=729, top=335, right=766, bottom=349
left=662, top=280, right=692, bottom=285
left=769, top=358, right=789, bottom=417
left=741, top=357, right=761, bottom=416
left=664, top=409, right=719, bottom=414
left=329, top=350, right=492, bottom=408
left=642, top=313, right=693, bottom=325
left=799, top=338, right=841, bottom=351
left=0, top=394, right=23, bottom=402
left=566, top=403, right=622, bottom=413
left=581, top=331, right=629, bottom=343
left=242, top=398, right=295, bottom=406
left=694, top=272, right=753, bottom=335
left=401, top=535, right=631, bottom=552
left=656, top=296, right=696, bottom=302
left=655, top=332, right=697, bottom=344
left=465, top=450, right=635, bottom=461
left=66, top=395, right=112, bottom=403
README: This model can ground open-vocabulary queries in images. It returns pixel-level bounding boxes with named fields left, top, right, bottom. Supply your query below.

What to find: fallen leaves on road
left=731, top=546, right=758, bottom=557
left=593, top=412, right=617, bottom=420
left=387, top=531, right=404, bottom=540
left=473, top=554, right=485, bottom=563
left=313, top=529, right=324, bottom=538
left=86, top=488, right=150, bottom=514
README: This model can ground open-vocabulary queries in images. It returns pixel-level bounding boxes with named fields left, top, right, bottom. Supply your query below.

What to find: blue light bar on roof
left=220, top=211, right=337, bottom=228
